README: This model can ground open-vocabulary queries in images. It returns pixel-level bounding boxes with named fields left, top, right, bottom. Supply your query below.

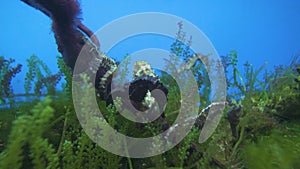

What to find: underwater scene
left=1, top=1, right=300, bottom=169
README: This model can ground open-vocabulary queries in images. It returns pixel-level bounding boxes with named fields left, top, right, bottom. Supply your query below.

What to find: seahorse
left=21, top=0, right=169, bottom=120
left=21, top=0, right=100, bottom=70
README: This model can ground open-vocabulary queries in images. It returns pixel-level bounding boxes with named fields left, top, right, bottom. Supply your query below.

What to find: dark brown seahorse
left=21, top=0, right=169, bottom=122
left=21, top=0, right=100, bottom=70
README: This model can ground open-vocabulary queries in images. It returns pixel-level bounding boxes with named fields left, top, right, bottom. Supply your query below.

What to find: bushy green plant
left=1, top=24, right=300, bottom=169
left=0, top=97, right=58, bottom=169
left=0, top=56, right=22, bottom=104
left=24, top=55, right=61, bottom=95
left=242, top=128, right=300, bottom=169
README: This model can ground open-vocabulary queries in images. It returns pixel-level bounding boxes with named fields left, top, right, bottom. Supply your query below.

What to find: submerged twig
left=57, top=111, right=69, bottom=158
left=230, top=126, right=245, bottom=160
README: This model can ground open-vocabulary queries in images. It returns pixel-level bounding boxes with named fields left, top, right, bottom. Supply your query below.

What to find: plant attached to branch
left=0, top=56, right=22, bottom=103
left=24, top=55, right=61, bottom=95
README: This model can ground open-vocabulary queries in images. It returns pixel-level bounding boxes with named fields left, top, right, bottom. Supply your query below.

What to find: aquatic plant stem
left=230, top=126, right=245, bottom=160
left=57, top=113, right=68, bottom=157
left=46, top=115, right=65, bottom=130
left=127, top=157, right=133, bottom=169
left=123, top=139, right=133, bottom=169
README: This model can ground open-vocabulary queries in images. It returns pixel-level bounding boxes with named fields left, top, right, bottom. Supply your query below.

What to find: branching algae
left=0, top=0, right=299, bottom=168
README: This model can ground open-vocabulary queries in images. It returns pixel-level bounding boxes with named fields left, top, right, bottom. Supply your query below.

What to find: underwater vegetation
left=0, top=56, right=22, bottom=104
left=0, top=0, right=299, bottom=168
left=0, top=23, right=300, bottom=168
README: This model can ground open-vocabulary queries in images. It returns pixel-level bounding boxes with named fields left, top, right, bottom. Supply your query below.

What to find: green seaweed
left=0, top=97, right=58, bottom=169
left=242, top=128, right=300, bottom=169
left=25, top=55, right=61, bottom=95
left=0, top=25, right=300, bottom=169
left=0, top=56, right=22, bottom=105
